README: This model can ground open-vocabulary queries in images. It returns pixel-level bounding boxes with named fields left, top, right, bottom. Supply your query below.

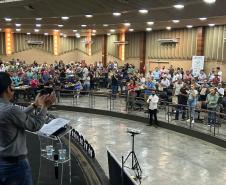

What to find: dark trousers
left=0, top=159, right=33, bottom=185
left=149, top=109, right=158, bottom=125
left=175, top=104, right=186, bottom=120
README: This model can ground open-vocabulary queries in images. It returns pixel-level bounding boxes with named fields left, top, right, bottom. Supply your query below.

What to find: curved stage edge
left=52, top=105, right=226, bottom=149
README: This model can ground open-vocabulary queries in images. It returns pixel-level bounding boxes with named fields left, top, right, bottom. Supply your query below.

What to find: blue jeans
left=188, top=100, right=196, bottom=120
left=208, top=108, right=216, bottom=124
left=0, top=159, right=32, bottom=185
left=112, top=85, right=118, bottom=98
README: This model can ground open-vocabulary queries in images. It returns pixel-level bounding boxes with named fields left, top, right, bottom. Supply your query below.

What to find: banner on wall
left=192, top=56, right=205, bottom=77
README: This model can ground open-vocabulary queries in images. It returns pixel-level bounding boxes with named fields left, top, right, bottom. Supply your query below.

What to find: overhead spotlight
left=146, top=27, right=152, bottom=31
left=61, top=16, right=69, bottom=20
left=172, top=20, right=180, bottom=23
left=36, top=24, right=41, bottom=27
left=60, top=33, right=64, bottom=36
left=173, top=4, right=184, bottom=9
left=203, top=0, right=216, bottom=4
left=58, top=24, right=64, bottom=28
left=44, top=33, right=48, bottom=35
left=199, top=17, right=207, bottom=21
left=16, top=29, right=21, bottom=32
left=103, top=24, right=109, bottom=27
left=147, top=21, right=154, bottom=25
left=76, top=34, right=80, bottom=38
left=81, top=24, right=87, bottom=27
left=54, top=29, right=59, bottom=32
left=92, top=33, right=96, bottom=36
left=110, top=29, right=115, bottom=32
left=34, top=29, right=40, bottom=32
left=5, top=18, right=12, bottom=22
left=0, top=28, right=2, bottom=31
left=166, top=26, right=171, bottom=30
left=85, top=14, right=93, bottom=18
left=113, top=12, right=121, bottom=16
left=15, top=23, right=21, bottom=27
left=92, top=30, right=96, bottom=33
left=187, top=25, right=193, bottom=28
left=139, top=9, right=148, bottom=14
left=27, top=32, right=31, bottom=35
left=107, top=33, right=111, bottom=36
left=208, top=23, right=215, bottom=27
left=63, top=34, right=67, bottom=37
left=73, top=29, right=78, bottom=32
left=124, top=23, right=131, bottom=27
left=129, top=28, right=134, bottom=32
left=36, top=18, right=42, bottom=21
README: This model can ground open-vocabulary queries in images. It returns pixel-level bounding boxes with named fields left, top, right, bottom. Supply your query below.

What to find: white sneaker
left=191, top=120, right=195, bottom=124
left=186, top=119, right=190, bottom=122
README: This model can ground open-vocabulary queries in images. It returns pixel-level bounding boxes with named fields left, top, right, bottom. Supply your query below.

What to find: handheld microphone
left=54, top=154, right=59, bottom=179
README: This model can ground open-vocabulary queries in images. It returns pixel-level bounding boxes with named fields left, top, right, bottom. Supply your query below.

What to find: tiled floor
left=50, top=110, right=226, bottom=185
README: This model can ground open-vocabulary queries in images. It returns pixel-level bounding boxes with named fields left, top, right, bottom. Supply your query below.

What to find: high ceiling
left=0, top=0, right=226, bottom=36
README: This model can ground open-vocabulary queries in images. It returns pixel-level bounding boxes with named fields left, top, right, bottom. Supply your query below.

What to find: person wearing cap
left=147, top=90, right=159, bottom=127
left=0, top=72, right=56, bottom=185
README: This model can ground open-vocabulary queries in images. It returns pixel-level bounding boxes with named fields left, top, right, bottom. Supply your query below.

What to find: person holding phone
left=0, top=72, right=56, bottom=185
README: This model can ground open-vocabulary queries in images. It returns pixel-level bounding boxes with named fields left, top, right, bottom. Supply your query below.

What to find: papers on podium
left=38, top=118, right=70, bottom=136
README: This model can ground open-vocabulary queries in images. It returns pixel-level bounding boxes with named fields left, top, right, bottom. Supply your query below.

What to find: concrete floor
left=57, top=95, right=226, bottom=140
left=50, top=110, right=226, bottom=185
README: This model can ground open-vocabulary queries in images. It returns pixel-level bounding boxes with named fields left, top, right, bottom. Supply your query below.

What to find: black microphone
left=54, top=154, right=59, bottom=179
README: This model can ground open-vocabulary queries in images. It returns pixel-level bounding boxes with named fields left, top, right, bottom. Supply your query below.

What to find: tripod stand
left=122, top=131, right=142, bottom=184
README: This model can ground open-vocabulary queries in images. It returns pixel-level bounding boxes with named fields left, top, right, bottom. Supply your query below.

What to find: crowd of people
left=0, top=58, right=226, bottom=125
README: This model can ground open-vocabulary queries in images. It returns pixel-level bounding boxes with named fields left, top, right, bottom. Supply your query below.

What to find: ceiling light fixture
left=172, top=20, right=180, bottom=23
left=103, top=24, right=109, bottom=27
left=15, top=23, right=21, bottom=27
left=147, top=21, right=154, bottom=25
left=187, top=25, right=193, bottom=28
left=63, top=34, right=67, bottom=38
left=85, top=14, right=93, bottom=18
left=16, top=29, right=21, bottom=32
left=138, top=9, right=148, bottom=14
left=173, top=4, right=184, bottom=9
left=27, top=32, right=31, bottom=35
left=92, top=33, right=96, bottom=36
left=81, top=24, right=87, bottom=27
left=110, top=29, right=115, bottom=32
left=44, top=33, right=48, bottom=35
left=58, top=24, right=64, bottom=28
left=129, top=28, right=134, bottom=32
left=124, top=23, right=131, bottom=27
left=54, top=29, right=59, bottom=32
left=199, top=17, right=207, bottom=21
left=92, top=30, right=96, bottom=33
left=36, top=18, right=42, bottom=21
left=61, top=16, right=69, bottom=20
left=113, top=12, right=121, bottom=16
left=203, top=0, right=216, bottom=4
left=107, top=33, right=111, bottom=36
left=208, top=23, right=215, bottom=27
left=146, top=27, right=152, bottom=31
left=0, top=28, right=2, bottom=31
left=166, top=26, right=171, bottom=30
left=34, top=29, right=39, bottom=32
left=73, top=29, right=78, bottom=32
left=5, top=18, right=12, bottom=22
left=36, top=24, right=41, bottom=27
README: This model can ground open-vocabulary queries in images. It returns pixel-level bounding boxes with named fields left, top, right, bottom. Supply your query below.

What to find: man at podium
left=0, top=72, right=56, bottom=185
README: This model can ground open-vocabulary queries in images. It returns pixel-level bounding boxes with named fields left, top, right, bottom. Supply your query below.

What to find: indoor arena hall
left=1, top=0, right=226, bottom=185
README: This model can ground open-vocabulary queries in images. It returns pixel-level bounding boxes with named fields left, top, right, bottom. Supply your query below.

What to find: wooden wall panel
left=92, top=35, right=103, bottom=54
left=125, top=32, right=141, bottom=58
left=0, top=32, right=5, bottom=55
left=146, top=28, right=197, bottom=59
left=107, top=34, right=118, bottom=58
left=204, top=25, right=226, bottom=61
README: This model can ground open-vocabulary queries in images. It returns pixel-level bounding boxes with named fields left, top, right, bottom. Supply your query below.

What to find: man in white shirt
left=198, top=70, right=207, bottom=82
left=216, top=67, right=223, bottom=82
left=160, top=75, right=170, bottom=88
left=217, top=83, right=225, bottom=96
left=147, top=90, right=159, bottom=127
